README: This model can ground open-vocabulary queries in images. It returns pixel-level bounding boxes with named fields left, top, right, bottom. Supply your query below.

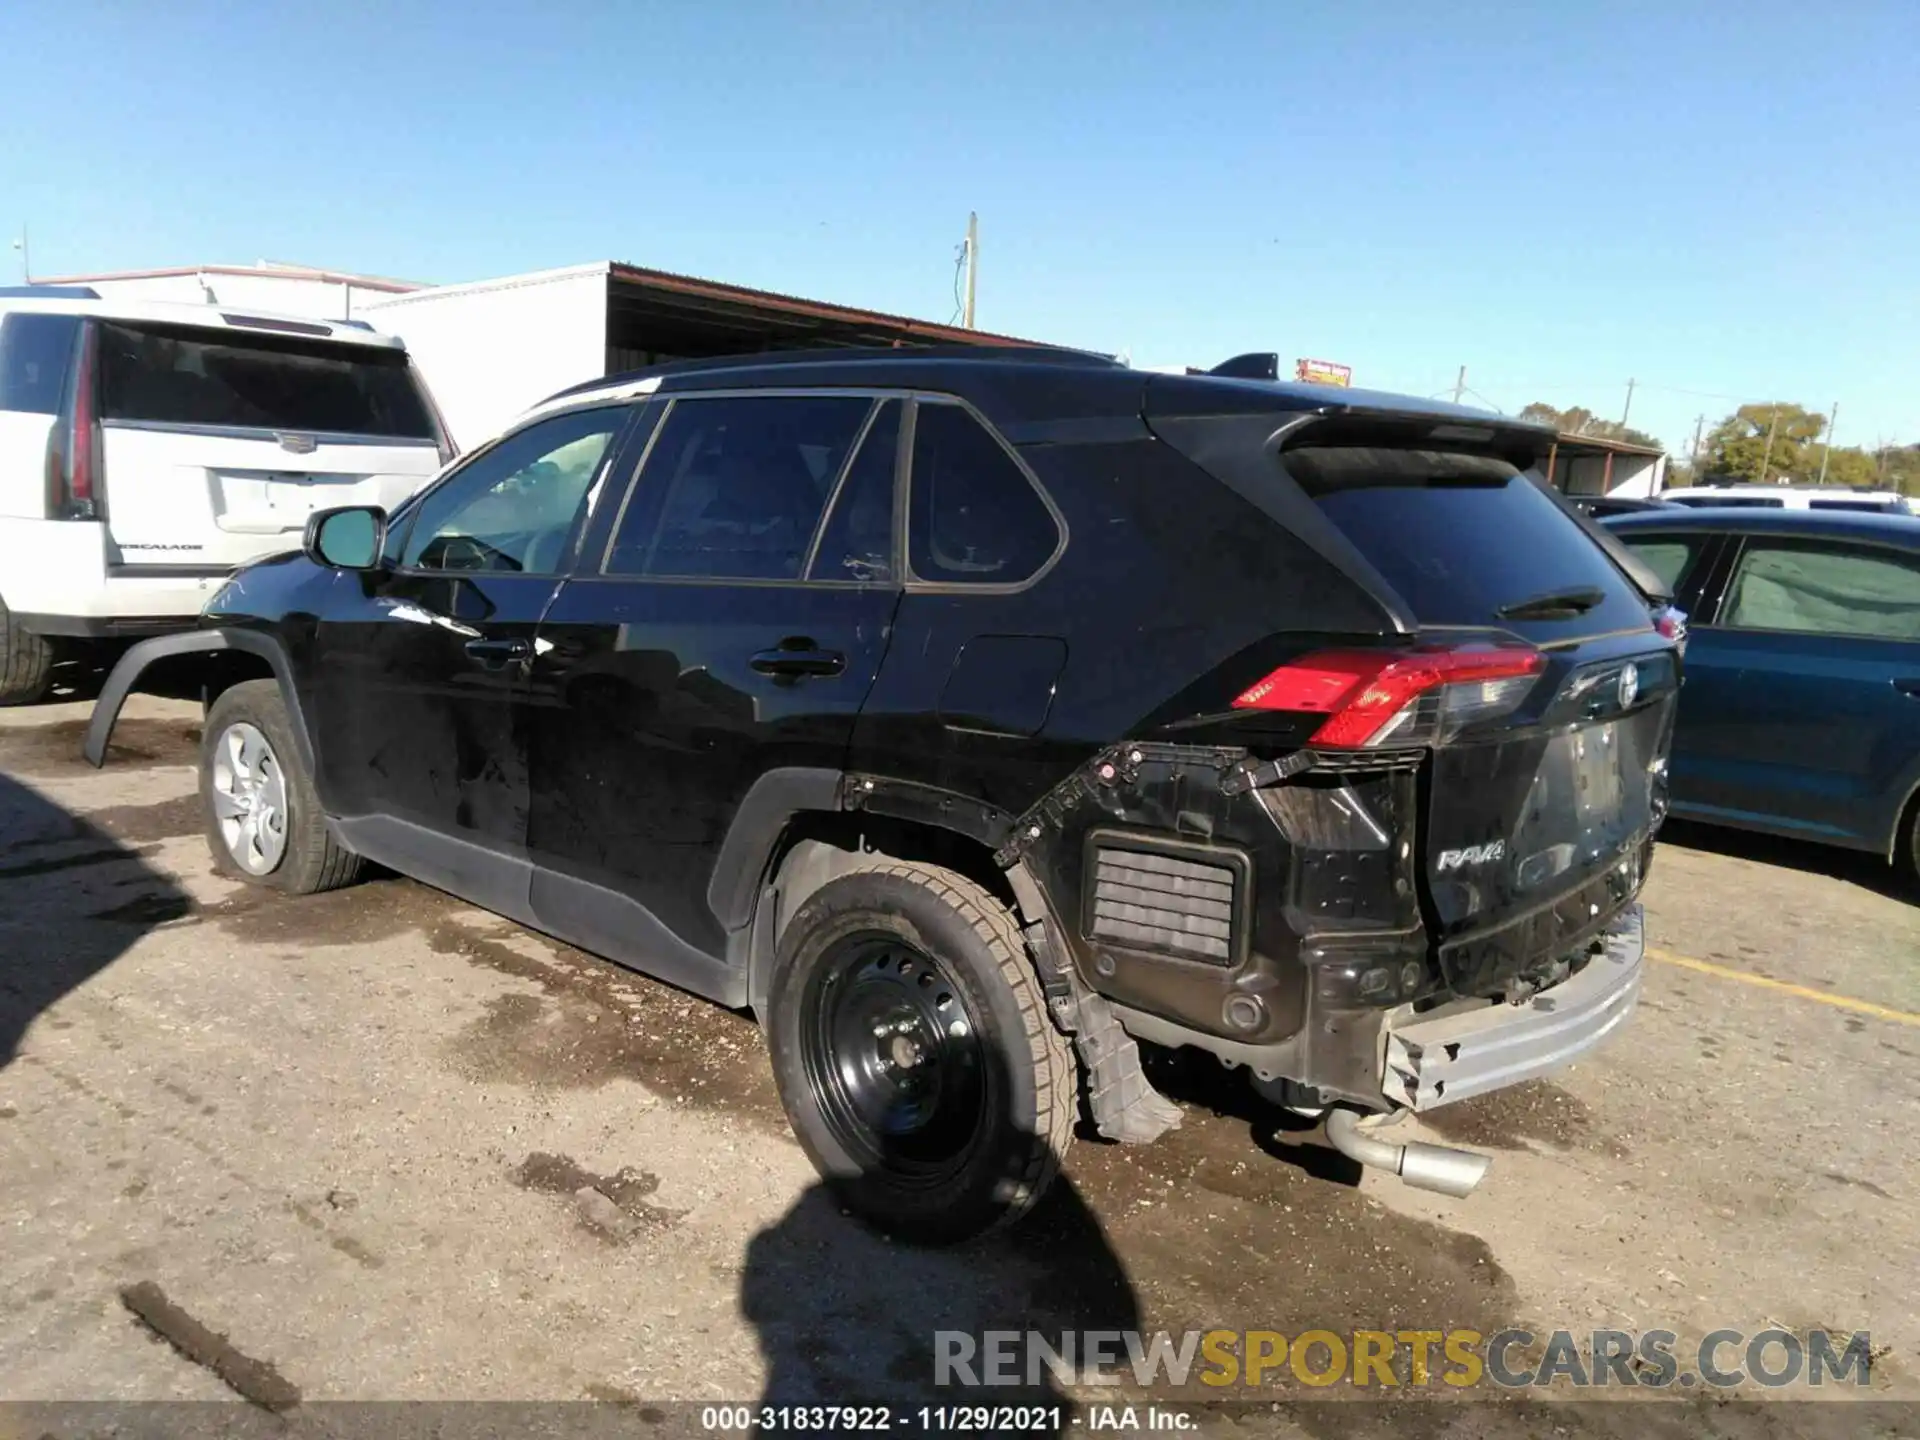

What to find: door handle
left=1895, top=678, right=1920, bottom=699
left=750, top=639, right=846, bottom=678
left=464, top=637, right=532, bottom=667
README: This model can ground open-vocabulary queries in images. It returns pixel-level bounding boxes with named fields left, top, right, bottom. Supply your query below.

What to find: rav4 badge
left=1437, top=840, right=1507, bottom=871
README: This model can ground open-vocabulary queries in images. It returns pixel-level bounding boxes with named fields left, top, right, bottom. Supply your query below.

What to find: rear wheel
left=766, top=859, right=1076, bottom=1244
left=1901, top=797, right=1920, bottom=893
left=202, top=680, right=362, bottom=894
left=0, top=598, right=55, bottom=706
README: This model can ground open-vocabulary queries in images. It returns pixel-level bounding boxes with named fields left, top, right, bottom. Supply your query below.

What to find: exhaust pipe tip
left=1395, top=1140, right=1493, bottom=1198
left=1323, top=1108, right=1491, bottom=1197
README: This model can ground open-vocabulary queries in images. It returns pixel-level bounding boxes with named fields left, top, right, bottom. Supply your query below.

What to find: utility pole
left=1816, top=401, right=1838, bottom=486
left=1689, top=414, right=1706, bottom=479
left=1756, top=407, right=1780, bottom=485
left=960, top=212, right=979, bottom=330
left=1451, top=365, right=1466, bottom=404
left=1620, top=378, right=1636, bottom=429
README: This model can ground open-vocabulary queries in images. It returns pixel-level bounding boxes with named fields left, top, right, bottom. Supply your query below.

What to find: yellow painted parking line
left=1647, top=946, right=1920, bottom=1028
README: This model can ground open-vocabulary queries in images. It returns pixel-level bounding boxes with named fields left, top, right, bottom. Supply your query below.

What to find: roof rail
left=0, top=284, right=100, bottom=300
left=537, top=343, right=1117, bottom=408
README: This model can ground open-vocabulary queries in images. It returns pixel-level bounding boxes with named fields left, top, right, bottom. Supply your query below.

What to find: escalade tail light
left=45, top=321, right=102, bottom=520
left=1233, top=645, right=1546, bottom=748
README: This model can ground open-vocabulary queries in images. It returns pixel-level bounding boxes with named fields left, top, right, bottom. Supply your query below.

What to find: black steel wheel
left=766, top=858, right=1076, bottom=1244
left=802, top=934, right=989, bottom=1187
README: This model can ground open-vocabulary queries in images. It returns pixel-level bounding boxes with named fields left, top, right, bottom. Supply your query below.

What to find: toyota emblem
left=1617, top=662, right=1640, bottom=709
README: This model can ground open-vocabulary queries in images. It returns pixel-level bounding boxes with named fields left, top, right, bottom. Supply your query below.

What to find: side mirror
left=304, top=506, right=387, bottom=570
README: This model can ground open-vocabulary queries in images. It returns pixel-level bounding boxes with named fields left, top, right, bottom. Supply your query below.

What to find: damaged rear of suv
left=996, top=380, right=1681, bottom=1205
left=86, top=347, right=1679, bottom=1244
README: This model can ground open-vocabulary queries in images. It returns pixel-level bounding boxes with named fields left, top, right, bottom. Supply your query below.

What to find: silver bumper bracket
left=1383, top=904, right=1645, bottom=1111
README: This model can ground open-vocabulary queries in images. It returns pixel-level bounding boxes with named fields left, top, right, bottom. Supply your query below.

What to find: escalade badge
left=1618, top=662, right=1640, bottom=709
left=277, top=433, right=318, bottom=455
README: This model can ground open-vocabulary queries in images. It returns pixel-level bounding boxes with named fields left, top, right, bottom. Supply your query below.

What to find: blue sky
left=4, top=1, right=1915, bottom=455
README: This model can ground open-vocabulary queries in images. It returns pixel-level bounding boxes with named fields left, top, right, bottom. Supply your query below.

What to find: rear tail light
left=1233, top=644, right=1546, bottom=749
left=417, top=373, right=458, bottom=466
left=45, top=321, right=102, bottom=519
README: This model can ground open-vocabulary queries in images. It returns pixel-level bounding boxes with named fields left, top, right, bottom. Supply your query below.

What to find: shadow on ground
left=0, top=771, right=193, bottom=1070
left=1659, top=817, right=1912, bottom=901
left=742, top=1175, right=1135, bottom=1432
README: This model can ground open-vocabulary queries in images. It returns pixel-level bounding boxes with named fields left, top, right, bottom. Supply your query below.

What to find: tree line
left=1518, top=400, right=1918, bottom=496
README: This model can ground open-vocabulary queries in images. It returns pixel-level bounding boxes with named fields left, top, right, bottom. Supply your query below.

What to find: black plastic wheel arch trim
left=82, top=627, right=315, bottom=776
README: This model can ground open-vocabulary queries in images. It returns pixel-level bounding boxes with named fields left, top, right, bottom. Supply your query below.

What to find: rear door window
left=907, top=401, right=1060, bottom=585
left=1618, top=536, right=1701, bottom=593
left=96, top=321, right=435, bottom=438
left=807, top=400, right=900, bottom=583
left=1720, top=541, right=1920, bottom=641
left=1284, top=446, right=1649, bottom=634
left=605, top=393, right=871, bottom=580
left=0, top=312, right=80, bottom=413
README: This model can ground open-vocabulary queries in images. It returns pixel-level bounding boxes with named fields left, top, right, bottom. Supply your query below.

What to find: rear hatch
left=1148, top=391, right=1679, bottom=995
left=1282, top=441, right=1677, bottom=993
left=86, top=318, right=447, bottom=571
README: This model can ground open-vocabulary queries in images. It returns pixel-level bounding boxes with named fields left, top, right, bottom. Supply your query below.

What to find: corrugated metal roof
left=1553, top=429, right=1666, bottom=458
left=607, top=260, right=1056, bottom=349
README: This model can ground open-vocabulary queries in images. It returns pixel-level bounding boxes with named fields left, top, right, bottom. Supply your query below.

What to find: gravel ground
left=1, top=695, right=1915, bottom=1438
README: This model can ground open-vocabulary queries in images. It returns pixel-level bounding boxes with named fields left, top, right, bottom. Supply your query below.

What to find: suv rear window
left=0, top=312, right=80, bottom=414
left=1283, top=446, right=1649, bottom=632
left=96, top=321, right=436, bottom=438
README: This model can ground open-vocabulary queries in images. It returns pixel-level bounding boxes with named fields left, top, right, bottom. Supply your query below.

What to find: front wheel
left=202, top=680, right=362, bottom=894
left=766, top=859, right=1077, bottom=1244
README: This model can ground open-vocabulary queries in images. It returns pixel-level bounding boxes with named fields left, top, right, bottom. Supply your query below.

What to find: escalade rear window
left=96, top=321, right=436, bottom=438
left=0, top=312, right=80, bottom=413
left=1284, top=446, right=1651, bottom=633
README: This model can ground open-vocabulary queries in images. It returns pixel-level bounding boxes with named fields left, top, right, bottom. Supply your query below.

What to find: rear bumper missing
left=1381, top=903, right=1644, bottom=1111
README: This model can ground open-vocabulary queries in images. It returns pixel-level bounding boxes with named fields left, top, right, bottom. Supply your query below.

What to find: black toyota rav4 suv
left=87, top=348, right=1682, bottom=1242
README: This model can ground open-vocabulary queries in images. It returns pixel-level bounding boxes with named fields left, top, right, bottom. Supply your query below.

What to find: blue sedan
left=1604, top=507, right=1920, bottom=881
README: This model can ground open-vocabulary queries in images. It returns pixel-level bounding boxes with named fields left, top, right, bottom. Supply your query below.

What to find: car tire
left=202, top=680, right=362, bottom=895
left=0, top=597, right=55, bottom=706
left=766, top=858, right=1076, bottom=1244
left=1902, top=798, right=1920, bottom=892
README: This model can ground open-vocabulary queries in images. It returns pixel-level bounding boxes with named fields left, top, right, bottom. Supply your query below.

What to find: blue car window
left=1722, top=543, right=1920, bottom=641
left=1623, top=539, right=1695, bottom=592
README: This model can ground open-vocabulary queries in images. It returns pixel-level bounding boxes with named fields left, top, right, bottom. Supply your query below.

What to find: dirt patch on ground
left=206, top=876, right=459, bottom=949
left=1051, top=1051, right=1520, bottom=1358
left=89, top=794, right=204, bottom=845
left=5, top=717, right=201, bottom=778
left=512, top=1150, right=681, bottom=1244
left=1419, top=1079, right=1630, bottom=1158
left=433, top=918, right=781, bottom=1121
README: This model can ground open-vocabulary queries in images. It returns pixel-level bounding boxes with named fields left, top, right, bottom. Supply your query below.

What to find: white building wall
left=359, top=266, right=611, bottom=449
